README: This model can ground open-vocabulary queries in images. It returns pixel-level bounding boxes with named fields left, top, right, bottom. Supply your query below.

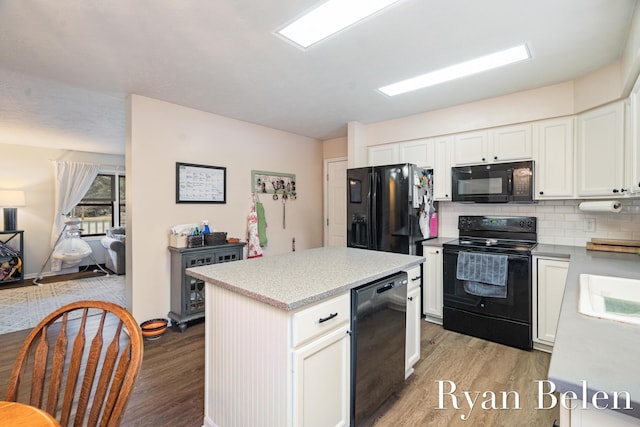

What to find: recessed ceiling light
left=277, top=0, right=403, bottom=49
left=379, top=44, right=532, bottom=96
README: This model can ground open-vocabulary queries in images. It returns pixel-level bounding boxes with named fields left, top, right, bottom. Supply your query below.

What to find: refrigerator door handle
left=370, top=171, right=380, bottom=250
left=370, top=171, right=378, bottom=250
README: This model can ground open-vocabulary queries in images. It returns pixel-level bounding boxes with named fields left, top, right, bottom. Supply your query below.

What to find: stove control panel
left=458, top=216, right=536, bottom=233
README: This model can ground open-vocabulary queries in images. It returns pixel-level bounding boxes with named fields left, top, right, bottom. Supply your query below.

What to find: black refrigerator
left=347, top=163, right=437, bottom=255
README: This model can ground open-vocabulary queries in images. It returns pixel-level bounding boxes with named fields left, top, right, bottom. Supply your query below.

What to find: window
left=71, top=173, right=126, bottom=236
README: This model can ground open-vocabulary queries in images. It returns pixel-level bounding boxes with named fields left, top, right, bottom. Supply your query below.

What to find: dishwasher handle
left=376, top=283, right=395, bottom=294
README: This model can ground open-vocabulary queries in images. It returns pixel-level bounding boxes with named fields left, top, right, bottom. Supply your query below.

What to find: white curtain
left=50, top=160, right=100, bottom=248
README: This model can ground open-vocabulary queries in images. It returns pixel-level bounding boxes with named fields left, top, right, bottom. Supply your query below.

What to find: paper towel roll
left=578, top=201, right=622, bottom=213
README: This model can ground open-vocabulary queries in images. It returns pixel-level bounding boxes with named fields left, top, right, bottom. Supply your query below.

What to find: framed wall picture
left=176, top=162, right=226, bottom=203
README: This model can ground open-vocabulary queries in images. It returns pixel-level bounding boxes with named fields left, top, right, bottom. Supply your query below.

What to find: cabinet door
left=577, top=102, right=625, bottom=197
left=534, top=117, right=575, bottom=199
left=535, top=258, right=568, bottom=345
left=400, top=138, right=435, bottom=168
left=433, top=136, right=453, bottom=200
left=453, top=130, right=488, bottom=165
left=405, top=285, right=421, bottom=379
left=292, top=324, right=350, bottom=427
left=422, top=246, right=443, bottom=322
left=628, top=81, right=640, bottom=194
left=368, top=144, right=399, bottom=166
left=490, top=123, right=533, bottom=162
left=182, top=252, right=215, bottom=315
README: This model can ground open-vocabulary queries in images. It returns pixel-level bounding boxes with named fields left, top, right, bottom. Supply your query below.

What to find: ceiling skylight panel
left=379, top=44, right=532, bottom=96
left=277, top=0, right=403, bottom=49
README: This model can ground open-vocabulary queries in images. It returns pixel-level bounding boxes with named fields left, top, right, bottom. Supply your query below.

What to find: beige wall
left=363, top=82, right=576, bottom=147
left=127, top=95, right=324, bottom=321
left=323, top=136, right=347, bottom=159
left=0, top=143, right=125, bottom=278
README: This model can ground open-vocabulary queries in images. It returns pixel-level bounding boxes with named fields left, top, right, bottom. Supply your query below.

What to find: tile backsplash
left=439, top=199, right=640, bottom=246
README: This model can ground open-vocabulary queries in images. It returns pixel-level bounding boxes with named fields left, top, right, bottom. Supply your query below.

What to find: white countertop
left=186, top=246, right=424, bottom=311
left=422, top=237, right=455, bottom=247
left=547, top=248, right=640, bottom=418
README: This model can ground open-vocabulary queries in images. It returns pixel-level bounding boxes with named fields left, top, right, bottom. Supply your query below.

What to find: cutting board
left=586, top=238, right=640, bottom=254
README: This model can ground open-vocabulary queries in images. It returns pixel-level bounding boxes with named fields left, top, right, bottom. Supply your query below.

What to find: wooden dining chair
left=5, top=300, right=144, bottom=427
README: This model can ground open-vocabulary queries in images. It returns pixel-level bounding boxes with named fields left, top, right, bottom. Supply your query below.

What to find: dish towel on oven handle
left=456, top=252, right=508, bottom=298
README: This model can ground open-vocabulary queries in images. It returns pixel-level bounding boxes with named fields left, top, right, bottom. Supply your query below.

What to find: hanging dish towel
left=256, top=201, right=268, bottom=247
left=456, top=252, right=508, bottom=298
left=246, top=195, right=263, bottom=258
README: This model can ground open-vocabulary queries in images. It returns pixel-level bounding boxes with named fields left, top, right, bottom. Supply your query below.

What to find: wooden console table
left=168, top=242, right=245, bottom=331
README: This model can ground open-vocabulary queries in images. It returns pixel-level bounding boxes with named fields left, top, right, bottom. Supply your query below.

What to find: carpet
left=0, top=274, right=125, bottom=335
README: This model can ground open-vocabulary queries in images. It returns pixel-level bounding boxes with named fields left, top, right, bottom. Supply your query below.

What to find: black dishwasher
left=350, top=271, right=408, bottom=426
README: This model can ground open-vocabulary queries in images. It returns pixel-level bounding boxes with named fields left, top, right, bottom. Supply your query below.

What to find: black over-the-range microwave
left=451, top=160, right=534, bottom=203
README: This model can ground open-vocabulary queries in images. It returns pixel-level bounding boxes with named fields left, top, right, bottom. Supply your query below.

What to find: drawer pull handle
left=318, top=312, right=338, bottom=323
left=411, top=276, right=420, bottom=281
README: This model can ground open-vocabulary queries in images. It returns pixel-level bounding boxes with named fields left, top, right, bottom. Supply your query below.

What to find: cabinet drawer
left=291, top=293, right=350, bottom=347
left=406, top=266, right=421, bottom=291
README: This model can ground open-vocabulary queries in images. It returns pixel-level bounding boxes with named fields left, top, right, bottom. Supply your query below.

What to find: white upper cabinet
left=453, top=130, right=489, bottom=165
left=534, top=117, right=575, bottom=199
left=490, top=123, right=533, bottom=162
left=453, top=124, right=532, bottom=165
left=367, top=143, right=399, bottom=166
left=433, top=136, right=453, bottom=201
left=577, top=101, right=626, bottom=197
left=628, top=79, right=640, bottom=194
left=399, top=138, right=435, bottom=168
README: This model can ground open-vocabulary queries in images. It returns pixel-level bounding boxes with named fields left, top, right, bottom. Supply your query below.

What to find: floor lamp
left=0, top=190, right=26, bottom=231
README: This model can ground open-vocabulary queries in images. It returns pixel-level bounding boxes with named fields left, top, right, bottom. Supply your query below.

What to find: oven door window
left=442, top=249, right=531, bottom=322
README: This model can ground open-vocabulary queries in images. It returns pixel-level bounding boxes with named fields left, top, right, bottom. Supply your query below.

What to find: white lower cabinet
left=405, top=266, right=422, bottom=379
left=422, top=246, right=443, bottom=323
left=291, top=293, right=351, bottom=427
left=292, top=324, right=351, bottom=427
left=533, top=257, right=569, bottom=350
left=205, top=285, right=351, bottom=427
left=560, top=401, right=640, bottom=427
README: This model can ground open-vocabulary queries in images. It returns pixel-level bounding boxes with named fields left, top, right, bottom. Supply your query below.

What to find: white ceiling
left=0, top=0, right=636, bottom=149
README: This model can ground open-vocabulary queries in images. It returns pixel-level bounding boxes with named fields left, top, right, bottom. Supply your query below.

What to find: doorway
left=324, top=157, right=347, bottom=247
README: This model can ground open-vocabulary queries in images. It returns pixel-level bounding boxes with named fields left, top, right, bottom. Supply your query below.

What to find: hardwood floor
left=0, top=317, right=558, bottom=426
left=363, top=322, right=559, bottom=426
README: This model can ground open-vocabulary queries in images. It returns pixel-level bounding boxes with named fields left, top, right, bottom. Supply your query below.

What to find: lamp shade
left=0, top=190, right=26, bottom=207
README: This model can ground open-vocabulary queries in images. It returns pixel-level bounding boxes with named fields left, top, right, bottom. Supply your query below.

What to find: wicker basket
left=187, top=235, right=204, bottom=248
left=205, top=232, right=227, bottom=246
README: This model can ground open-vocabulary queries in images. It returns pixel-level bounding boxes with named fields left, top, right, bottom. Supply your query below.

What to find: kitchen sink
left=578, top=274, right=640, bottom=326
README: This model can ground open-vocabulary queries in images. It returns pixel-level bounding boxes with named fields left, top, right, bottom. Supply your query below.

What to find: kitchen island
left=545, top=247, right=640, bottom=426
left=187, top=246, right=423, bottom=427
